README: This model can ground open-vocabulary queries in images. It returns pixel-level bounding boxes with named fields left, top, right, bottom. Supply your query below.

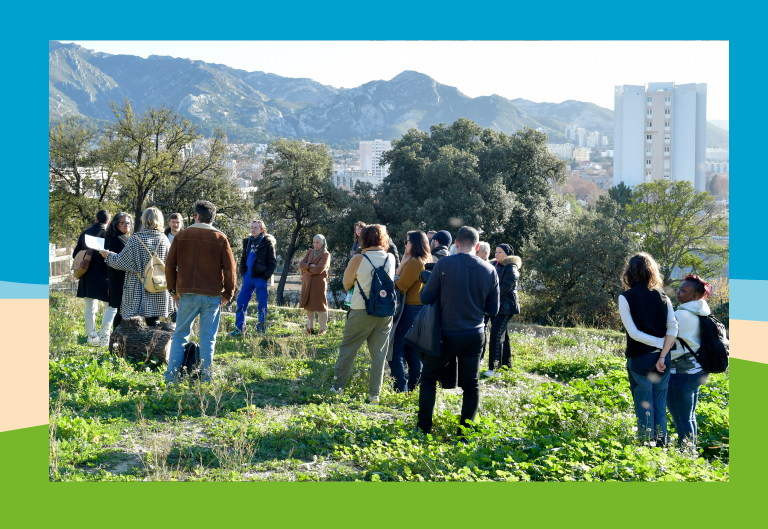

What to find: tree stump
left=109, top=317, right=175, bottom=365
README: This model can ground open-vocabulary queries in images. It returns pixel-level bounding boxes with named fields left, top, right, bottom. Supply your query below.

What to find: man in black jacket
left=230, top=219, right=277, bottom=336
left=73, top=210, right=114, bottom=346
left=429, top=230, right=451, bottom=262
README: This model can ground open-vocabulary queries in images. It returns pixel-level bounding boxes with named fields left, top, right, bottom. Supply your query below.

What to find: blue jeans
left=627, top=356, right=671, bottom=444
left=235, top=277, right=268, bottom=332
left=165, top=294, right=222, bottom=382
left=667, top=372, right=708, bottom=447
left=389, top=304, right=423, bottom=392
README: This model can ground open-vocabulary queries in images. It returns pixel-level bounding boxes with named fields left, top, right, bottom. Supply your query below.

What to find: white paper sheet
left=84, top=234, right=106, bottom=252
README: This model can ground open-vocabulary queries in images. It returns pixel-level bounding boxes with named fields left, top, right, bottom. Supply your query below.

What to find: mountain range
left=49, top=41, right=728, bottom=149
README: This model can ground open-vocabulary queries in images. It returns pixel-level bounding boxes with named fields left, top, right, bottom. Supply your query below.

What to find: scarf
left=313, top=234, right=327, bottom=258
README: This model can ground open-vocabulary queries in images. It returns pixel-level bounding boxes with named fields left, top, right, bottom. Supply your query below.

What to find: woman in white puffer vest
left=667, top=274, right=713, bottom=448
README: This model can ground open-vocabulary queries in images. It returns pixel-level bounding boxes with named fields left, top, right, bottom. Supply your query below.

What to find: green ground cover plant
left=49, top=291, right=729, bottom=482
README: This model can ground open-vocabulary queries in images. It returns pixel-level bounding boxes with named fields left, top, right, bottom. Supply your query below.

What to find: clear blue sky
left=64, top=41, right=729, bottom=120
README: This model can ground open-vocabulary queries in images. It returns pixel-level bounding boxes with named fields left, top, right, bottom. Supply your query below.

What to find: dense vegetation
left=49, top=292, right=729, bottom=482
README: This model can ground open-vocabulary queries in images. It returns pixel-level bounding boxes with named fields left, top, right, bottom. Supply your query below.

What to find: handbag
left=72, top=249, right=93, bottom=279
left=404, top=291, right=442, bottom=357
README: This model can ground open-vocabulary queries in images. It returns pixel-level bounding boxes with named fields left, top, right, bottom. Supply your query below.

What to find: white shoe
left=99, top=333, right=111, bottom=347
left=87, top=333, right=100, bottom=346
left=368, top=395, right=380, bottom=405
left=482, top=370, right=495, bottom=378
left=329, top=386, right=344, bottom=396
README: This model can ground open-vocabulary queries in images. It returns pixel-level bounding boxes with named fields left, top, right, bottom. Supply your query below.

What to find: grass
left=48, top=291, right=729, bottom=482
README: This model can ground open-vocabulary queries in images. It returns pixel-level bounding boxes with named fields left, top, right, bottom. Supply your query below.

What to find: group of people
left=618, top=252, right=714, bottom=447
left=72, top=205, right=715, bottom=447
left=328, top=223, right=522, bottom=436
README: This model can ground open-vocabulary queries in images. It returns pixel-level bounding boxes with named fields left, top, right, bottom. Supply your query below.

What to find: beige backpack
left=135, top=236, right=168, bottom=293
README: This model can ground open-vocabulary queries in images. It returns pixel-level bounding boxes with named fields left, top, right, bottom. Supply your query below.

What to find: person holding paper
left=73, top=209, right=113, bottom=346
left=103, top=212, right=133, bottom=338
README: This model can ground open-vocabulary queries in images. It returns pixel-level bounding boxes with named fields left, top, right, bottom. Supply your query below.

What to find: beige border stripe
left=730, top=319, right=768, bottom=365
left=0, top=299, right=48, bottom=432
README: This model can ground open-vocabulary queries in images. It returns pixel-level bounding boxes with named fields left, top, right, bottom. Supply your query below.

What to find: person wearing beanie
left=484, top=243, right=522, bottom=377
left=430, top=230, right=452, bottom=262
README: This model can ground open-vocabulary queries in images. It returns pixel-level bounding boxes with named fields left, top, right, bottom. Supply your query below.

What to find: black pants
left=417, top=333, right=482, bottom=434
left=145, top=316, right=160, bottom=327
left=481, top=314, right=491, bottom=360
left=112, top=308, right=122, bottom=330
left=488, top=314, right=513, bottom=371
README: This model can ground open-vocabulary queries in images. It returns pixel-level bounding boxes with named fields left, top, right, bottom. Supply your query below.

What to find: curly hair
left=105, top=212, right=133, bottom=238
left=361, top=224, right=389, bottom=250
left=622, top=252, right=664, bottom=290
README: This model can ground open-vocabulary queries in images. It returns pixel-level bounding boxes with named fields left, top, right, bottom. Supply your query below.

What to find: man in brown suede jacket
left=164, top=200, right=236, bottom=383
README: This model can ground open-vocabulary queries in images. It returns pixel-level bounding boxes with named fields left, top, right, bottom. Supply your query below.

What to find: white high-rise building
left=359, top=139, right=392, bottom=184
left=614, top=82, right=707, bottom=191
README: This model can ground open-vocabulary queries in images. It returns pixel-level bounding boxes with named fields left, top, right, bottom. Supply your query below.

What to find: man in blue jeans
left=231, top=219, right=277, bottom=336
left=164, top=200, right=237, bottom=382
left=417, top=226, right=499, bottom=437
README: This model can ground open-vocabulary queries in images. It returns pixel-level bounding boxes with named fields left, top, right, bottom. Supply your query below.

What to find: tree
left=49, top=116, right=121, bottom=244
left=377, top=119, right=568, bottom=251
left=608, top=182, right=633, bottom=208
left=626, top=179, right=729, bottom=286
left=525, top=197, right=637, bottom=328
left=110, top=99, right=226, bottom=230
left=259, top=139, right=344, bottom=305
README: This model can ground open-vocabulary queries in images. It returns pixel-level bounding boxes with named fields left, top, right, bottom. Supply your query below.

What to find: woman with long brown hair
left=618, top=252, right=678, bottom=446
left=389, top=230, right=432, bottom=393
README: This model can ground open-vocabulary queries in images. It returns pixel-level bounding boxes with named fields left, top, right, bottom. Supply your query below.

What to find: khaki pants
left=306, top=310, right=328, bottom=331
left=333, top=309, right=392, bottom=397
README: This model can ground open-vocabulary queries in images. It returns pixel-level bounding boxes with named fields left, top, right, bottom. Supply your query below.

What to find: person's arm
left=238, top=239, right=248, bottom=276
left=499, top=265, right=519, bottom=299
left=299, top=251, right=311, bottom=272
left=485, top=272, right=500, bottom=316
left=73, top=232, right=85, bottom=258
left=221, top=240, right=237, bottom=303
left=264, top=240, right=277, bottom=279
left=343, top=255, right=363, bottom=291
left=395, top=259, right=420, bottom=294
left=617, top=295, right=666, bottom=349
left=104, top=237, right=140, bottom=274
left=307, top=251, right=330, bottom=275
left=655, top=297, right=680, bottom=371
left=420, top=260, right=440, bottom=305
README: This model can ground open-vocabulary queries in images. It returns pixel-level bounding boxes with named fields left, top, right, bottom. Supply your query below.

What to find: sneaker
left=329, top=386, right=344, bottom=396
left=87, top=333, right=100, bottom=346
left=316, top=329, right=327, bottom=336
left=99, top=333, right=111, bottom=347
left=228, top=329, right=242, bottom=338
left=368, top=395, right=380, bottom=405
left=482, top=370, right=495, bottom=378
left=305, top=328, right=314, bottom=335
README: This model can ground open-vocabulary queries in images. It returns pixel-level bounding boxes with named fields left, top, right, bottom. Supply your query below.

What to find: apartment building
left=547, top=143, right=574, bottom=160
left=358, top=139, right=392, bottom=184
left=614, top=82, right=707, bottom=191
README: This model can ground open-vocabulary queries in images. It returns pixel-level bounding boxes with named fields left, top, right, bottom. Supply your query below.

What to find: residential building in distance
left=706, top=148, right=729, bottom=162
left=705, top=161, right=729, bottom=174
left=359, top=139, right=392, bottom=184
left=614, top=82, right=707, bottom=191
left=547, top=143, right=574, bottom=160
left=332, top=169, right=378, bottom=190
left=565, top=125, right=587, bottom=147
left=601, top=150, right=615, bottom=157
left=574, top=148, right=591, bottom=162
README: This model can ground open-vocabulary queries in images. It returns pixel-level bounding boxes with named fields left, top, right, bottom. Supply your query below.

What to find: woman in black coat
left=104, top=212, right=134, bottom=331
left=485, top=243, right=522, bottom=377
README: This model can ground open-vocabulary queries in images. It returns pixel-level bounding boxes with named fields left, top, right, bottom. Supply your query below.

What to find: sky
left=64, top=41, right=730, bottom=120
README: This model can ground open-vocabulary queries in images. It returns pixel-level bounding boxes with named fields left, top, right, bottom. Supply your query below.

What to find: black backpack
left=355, top=253, right=396, bottom=317
left=181, top=341, right=201, bottom=378
left=680, top=314, right=729, bottom=374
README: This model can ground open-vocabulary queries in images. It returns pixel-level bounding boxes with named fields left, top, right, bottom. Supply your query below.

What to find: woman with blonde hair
left=618, top=252, right=678, bottom=446
left=101, top=207, right=173, bottom=326
left=299, top=234, right=331, bottom=335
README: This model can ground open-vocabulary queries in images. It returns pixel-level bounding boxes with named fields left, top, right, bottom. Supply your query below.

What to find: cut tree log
left=109, top=317, right=175, bottom=365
